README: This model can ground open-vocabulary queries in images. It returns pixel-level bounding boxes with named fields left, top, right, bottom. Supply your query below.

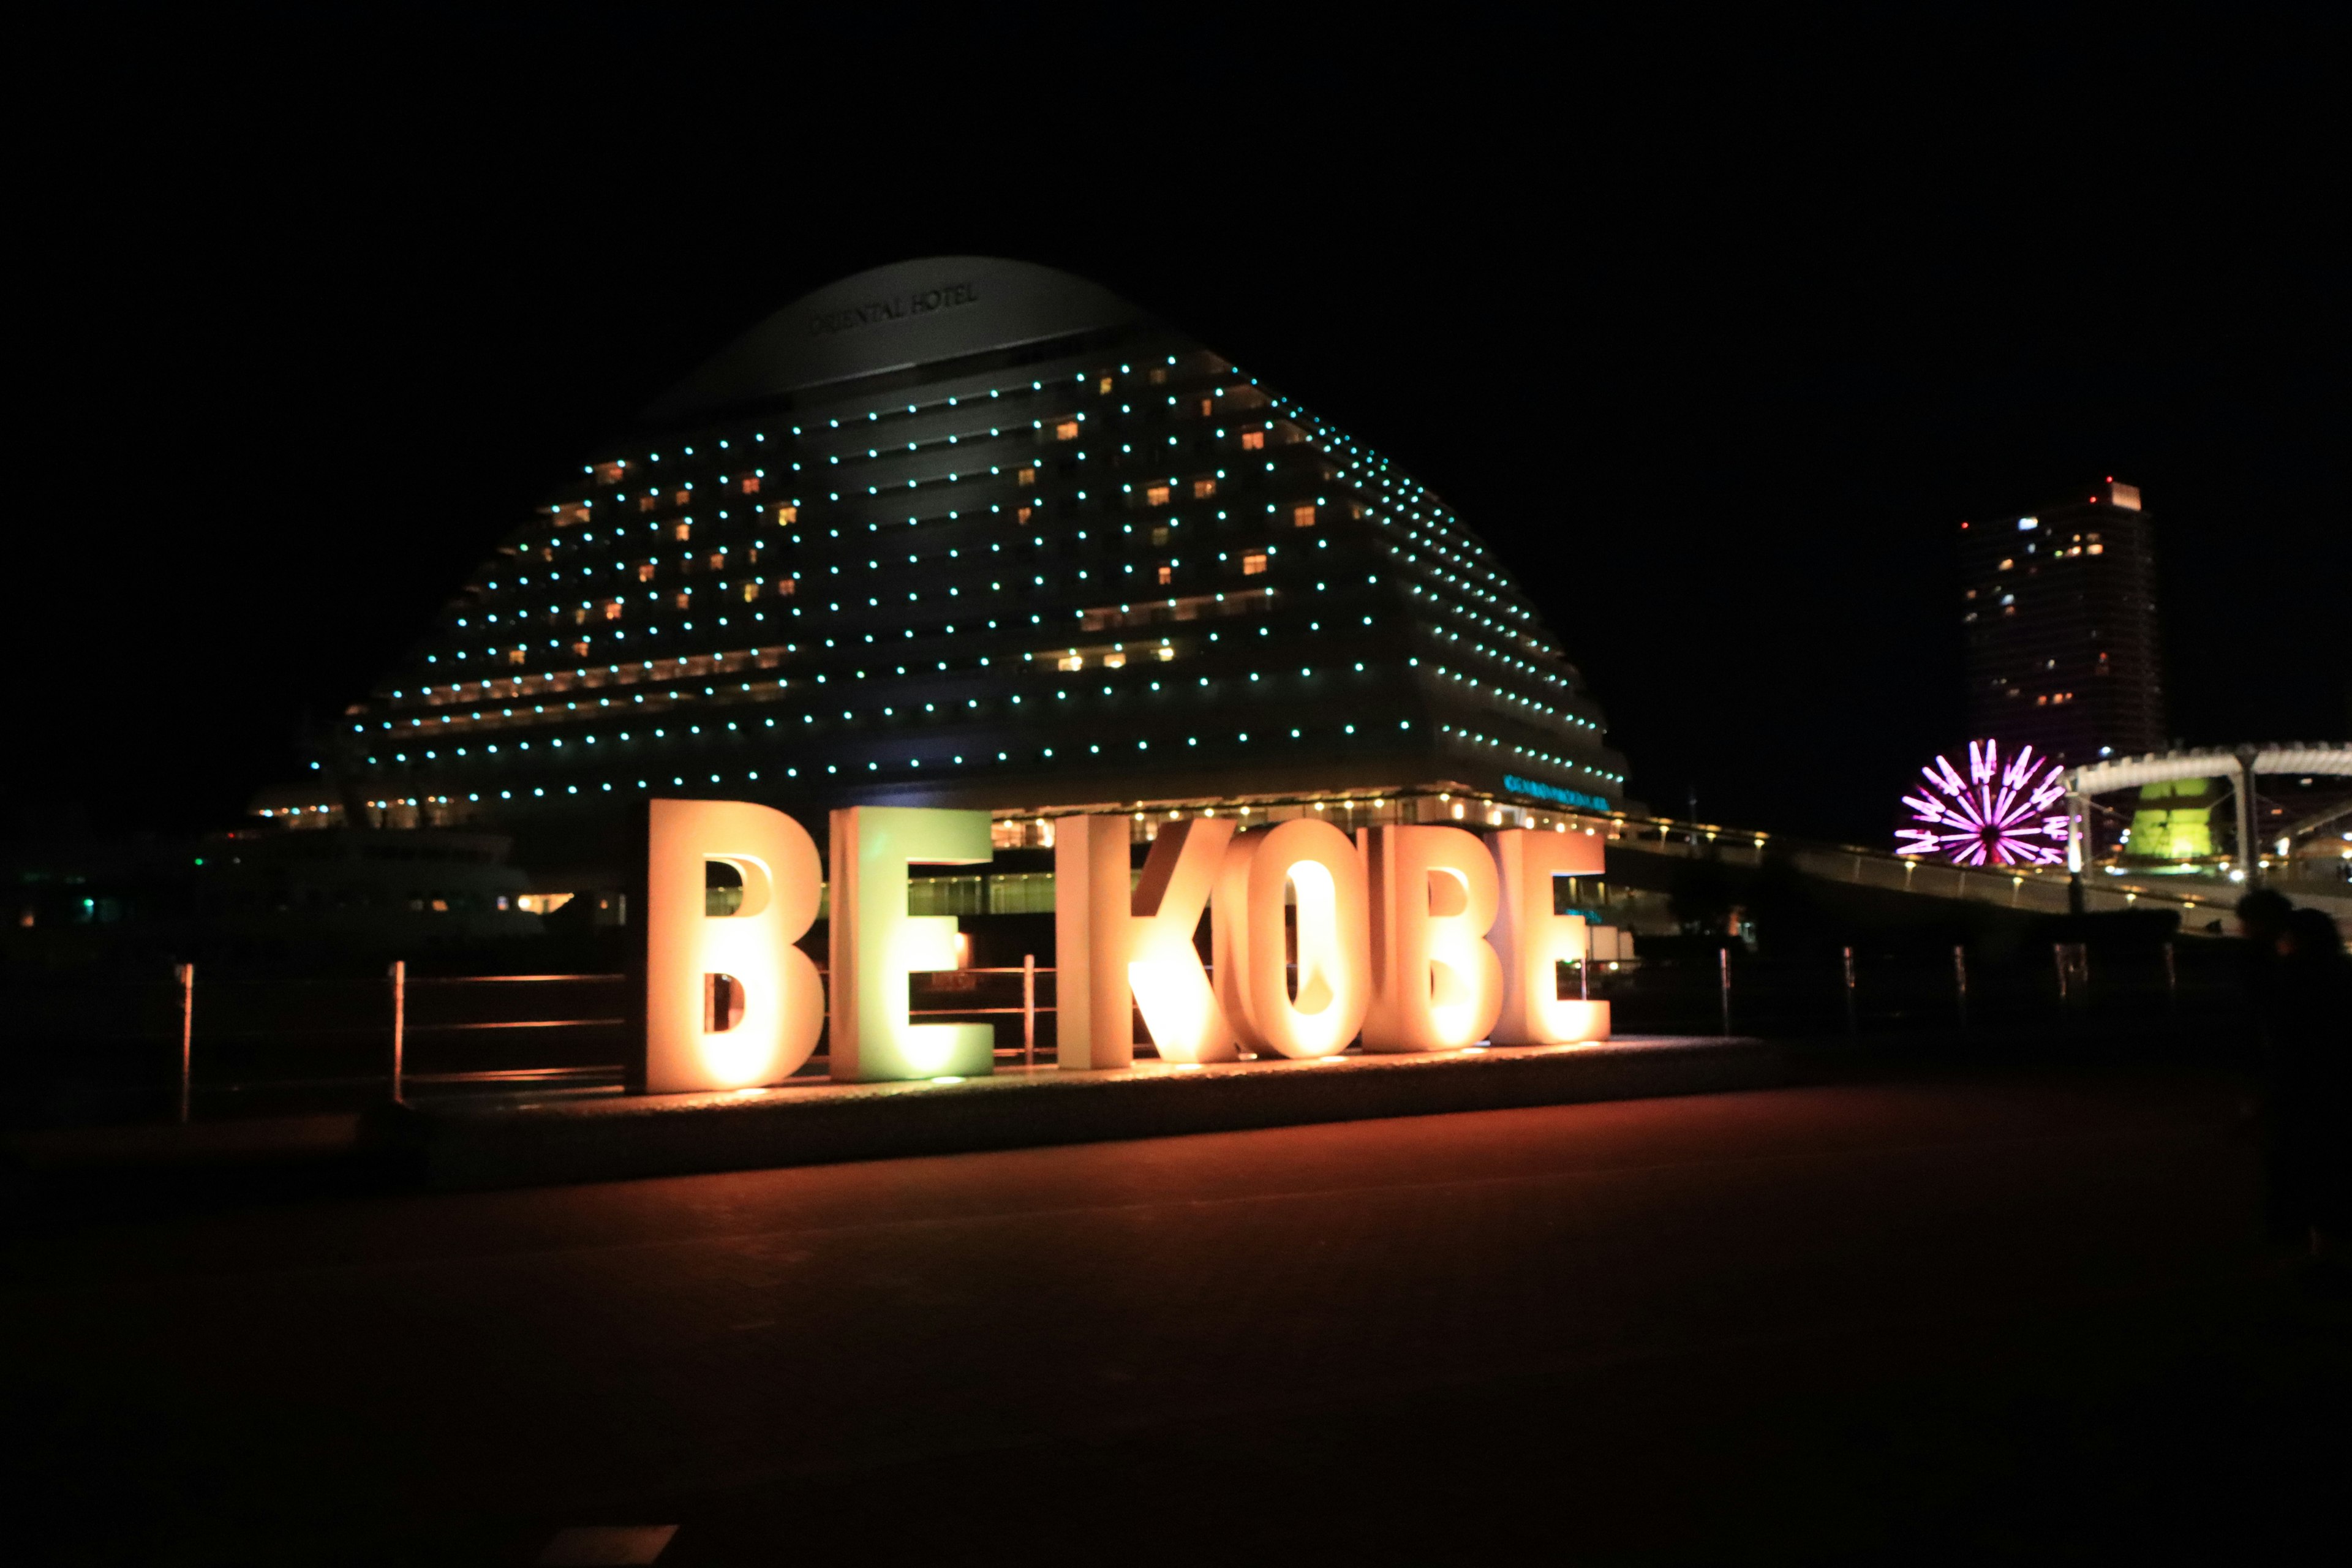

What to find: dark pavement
left=6, top=1064, right=2346, bottom=1564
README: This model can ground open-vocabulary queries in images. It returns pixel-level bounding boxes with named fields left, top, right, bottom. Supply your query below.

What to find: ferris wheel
left=1897, top=739, right=2070, bottom=867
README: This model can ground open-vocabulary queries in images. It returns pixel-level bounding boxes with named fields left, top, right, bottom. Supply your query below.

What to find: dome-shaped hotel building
left=278, top=258, right=1628, bottom=854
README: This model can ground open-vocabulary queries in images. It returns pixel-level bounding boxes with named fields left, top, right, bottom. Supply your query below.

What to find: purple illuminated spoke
left=1899, top=739, right=2070, bottom=869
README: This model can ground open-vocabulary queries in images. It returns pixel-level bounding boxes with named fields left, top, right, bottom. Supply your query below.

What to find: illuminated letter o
left=1213, top=819, right=1368, bottom=1059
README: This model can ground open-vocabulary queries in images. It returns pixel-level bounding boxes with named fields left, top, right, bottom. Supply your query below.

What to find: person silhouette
left=2236, top=888, right=2295, bottom=1057
left=2260, top=904, right=2352, bottom=1286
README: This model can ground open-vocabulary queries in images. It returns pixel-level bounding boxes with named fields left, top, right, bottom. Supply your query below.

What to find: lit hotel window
left=1150, top=526, right=1171, bottom=546
left=1103, top=652, right=1126, bottom=669
left=740, top=476, right=760, bottom=494
left=1242, top=428, right=1265, bottom=451
left=594, top=462, right=625, bottom=486
left=602, top=601, right=622, bottom=620
left=673, top=490, right=690, bottom=507
left=773, top=504, right=797, bottom=526
left=742, top=582, right=760, bottom=602
left=674, top=592, right=691, bottom=609
left=1147, top=485, right=1171, bottom=507
left=1193, top=477, right=1216, bottom=499
left=707, top=553, right=725, bottom=571
left=674, top=523, right=692, bottom=541
left=1017, top=505, right=1033, bottom=525
left=1243, top=552, right=1268, bottom=576
left=639, top=497, right=658, bottom=513
left=1018, top=467, right=1037, bottom=487
left=778, top=577, right=796, bottom=596
left=508, top=648, right=527, bottom=665
left=1998, top=558, right=2014, bottom=570
left=637, top=562, right=656, bottom=582
left=1060, top=654, right=1084, bottom=671
left=1098, top=376, right=1114, bottom=394
left=1199, top=399, right=1215, bottom=417
left=1158, top=565, right=1174, bottom=586
left=1155, top=645, right=1175, bottom=662
left=1293, top=505, right=1316, bottom=529
left=1055, top=421, right=1079, bottom=441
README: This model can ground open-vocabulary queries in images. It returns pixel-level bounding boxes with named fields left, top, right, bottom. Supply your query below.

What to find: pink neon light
left=1896, top=738, right=2068, bottom=867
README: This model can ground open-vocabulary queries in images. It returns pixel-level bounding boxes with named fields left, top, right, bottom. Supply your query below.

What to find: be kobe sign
left=637, top=800, right=1609, bottom=1093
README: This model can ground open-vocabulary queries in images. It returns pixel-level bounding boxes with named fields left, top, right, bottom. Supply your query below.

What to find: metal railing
left=132, top=958, right=1071, bottom=1121
left=385, top=963, right=631, bottom=1104
left=1586, top=937, right=2213, bottom=1039
left=14, top=927, right=2233, bottom=1131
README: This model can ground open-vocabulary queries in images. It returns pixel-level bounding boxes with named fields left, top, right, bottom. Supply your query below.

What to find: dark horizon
left=15, top=10, right=2343, bottom=848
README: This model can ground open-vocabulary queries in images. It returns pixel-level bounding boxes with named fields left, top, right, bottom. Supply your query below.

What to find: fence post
left=1718, top=946, right=1731, bottom=1037
left=390, top=959, right=407, bottom=1105
left=2052, top=941, right=2090, bottom=1004
left=1841, top=946, right=1857, bottom=1036
left=175, top=962, right=195, bottom=1125
left=1021, top=953, right=1036, bottom=1071
left=1953, top=944, right=1969, bottom=1030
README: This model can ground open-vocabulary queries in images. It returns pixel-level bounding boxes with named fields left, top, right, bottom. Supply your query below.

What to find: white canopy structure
left=2065, top=742, right=2352, bottom=879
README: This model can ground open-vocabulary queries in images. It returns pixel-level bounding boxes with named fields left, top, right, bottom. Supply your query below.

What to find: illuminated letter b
left=639, top=799, right=824, bottom=1093
left=1361, top=825, right=1504, bottom=1052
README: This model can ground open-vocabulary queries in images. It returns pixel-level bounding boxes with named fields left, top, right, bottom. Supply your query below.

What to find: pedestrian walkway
left=2, top=1064, right=2339, bottom=1563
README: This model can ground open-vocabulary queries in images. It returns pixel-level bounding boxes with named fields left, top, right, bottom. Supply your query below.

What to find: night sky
left=18, top=10, right=2343, bottom=846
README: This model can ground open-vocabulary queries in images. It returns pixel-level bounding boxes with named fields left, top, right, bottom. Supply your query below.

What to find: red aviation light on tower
left=1896, top=739, right=2070, bottom=867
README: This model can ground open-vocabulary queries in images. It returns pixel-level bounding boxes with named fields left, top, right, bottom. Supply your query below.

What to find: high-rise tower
left=1958, top=479, right=2164, bottom=766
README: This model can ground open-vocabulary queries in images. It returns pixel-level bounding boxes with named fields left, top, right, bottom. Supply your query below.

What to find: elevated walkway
left=1602, top=812, right=2350, bottom=933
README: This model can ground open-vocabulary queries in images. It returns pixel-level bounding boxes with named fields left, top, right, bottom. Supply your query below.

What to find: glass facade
left=276, top=258, right=1628, bottom=837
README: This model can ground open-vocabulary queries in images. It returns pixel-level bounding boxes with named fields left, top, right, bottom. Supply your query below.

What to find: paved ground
left=4, top=1063, right=2345, bottom=1565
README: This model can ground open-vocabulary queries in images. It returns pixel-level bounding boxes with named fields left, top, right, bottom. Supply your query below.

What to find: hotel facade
left=264, top=258, right=1629, bottom=860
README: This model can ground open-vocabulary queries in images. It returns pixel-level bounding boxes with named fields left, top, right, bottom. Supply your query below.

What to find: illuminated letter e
left=1489, top=828, right=1611, bottom=1045
left=829, top=807, right=994, bottom=1082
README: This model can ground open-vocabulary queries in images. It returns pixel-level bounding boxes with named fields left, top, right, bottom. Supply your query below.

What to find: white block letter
left=829, top=807, right=993, bottom=1082
left=1490, top=828, right=1611, bottom=1045
left=1057, top=816, right=1236, bottom=1069
left=1361, top=825, right=1503, bottom=1052
left=641, top=799, right=823, bottom=1093
left=1212, top=819, right=1368, bottom=1060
